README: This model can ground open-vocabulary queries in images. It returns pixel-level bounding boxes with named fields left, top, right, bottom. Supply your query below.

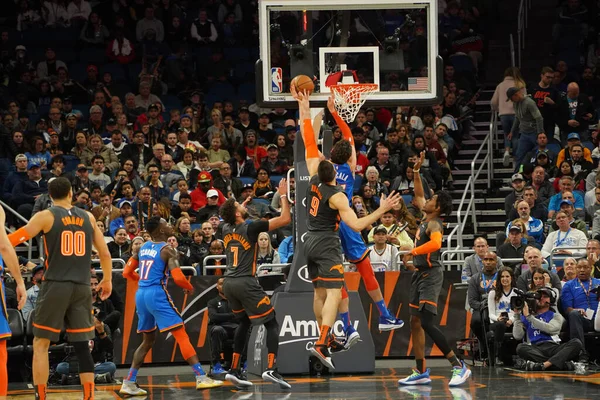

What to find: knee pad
left=72, top=341, right=94, bottom=374
left=355, top=259, right=379, bottom=291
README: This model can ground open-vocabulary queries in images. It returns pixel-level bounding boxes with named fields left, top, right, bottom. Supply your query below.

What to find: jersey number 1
left=60, top=231, right=86, bottom=256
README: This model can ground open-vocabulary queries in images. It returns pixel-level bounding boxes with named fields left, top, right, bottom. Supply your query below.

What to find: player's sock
left=83, top=381, right=94, bottom=400
left=231, top=352, right=241, bottom=370
left=375, top=300, right=392, bottom=318
left=339, top=311, right=352, bottom=334
left=35, top=384, right=47, bottom=400
left=0, top=340, right=7, bottom=396
left=126, top=367, right=139, bottom=382
left=268, top=353, right=276, bottom=369
left=191, top=363, right=205, bottom=376
left=416, top=359, right=426, bottom=374
left=316, top=325, right=331, bottom=346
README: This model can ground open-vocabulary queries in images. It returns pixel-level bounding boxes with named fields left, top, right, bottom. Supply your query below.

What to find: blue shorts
left=0, top=282, right=10, bottom=340
left=339, top=221, right=369, bottom=263
left=136, top=285, right=184, bottom=333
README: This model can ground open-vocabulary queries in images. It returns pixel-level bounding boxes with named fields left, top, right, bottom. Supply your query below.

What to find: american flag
left=408, top=77, right=428, bottom=91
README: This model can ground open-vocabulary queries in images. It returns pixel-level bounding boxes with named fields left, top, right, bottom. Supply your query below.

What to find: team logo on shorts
left=257, top=296, right=271, bottom=308
left=329, top=265, right=344, bottom=275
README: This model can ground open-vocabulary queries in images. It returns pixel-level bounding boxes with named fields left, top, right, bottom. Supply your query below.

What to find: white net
left=330, top=83, right=378, bottom=123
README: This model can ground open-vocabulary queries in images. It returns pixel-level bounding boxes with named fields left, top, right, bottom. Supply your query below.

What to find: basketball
left=292, top=74, right=314, bottom=95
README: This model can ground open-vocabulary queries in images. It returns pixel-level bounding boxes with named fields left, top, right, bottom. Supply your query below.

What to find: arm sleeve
left=411, top=231, right=442, bottom=256
left=331, top=112, right=354, bottom=146
left=488, top=291, right=498, bottom=322
left=171, top=267, right=193, bottom=291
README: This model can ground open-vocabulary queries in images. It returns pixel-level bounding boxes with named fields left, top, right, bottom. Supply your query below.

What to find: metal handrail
left=509, top=33, right=516, bottom=68
left=0, top=199, right=34, bottom=259
left=256, top=263, right=290, bottom=275
left=202, top=255, right=227, bottom=275
left=548, top=246, right=588, bottom=269
left=516, top=0, right=531, bottom=68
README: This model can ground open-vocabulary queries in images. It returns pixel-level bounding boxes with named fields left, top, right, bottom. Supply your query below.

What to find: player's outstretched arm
left=410, top=219, right=443, bottom=257
left=413, top=151, right=427, bottom=211
left=327, top=95, right=356, bottom=172
left=165, top=246, right=194, bottom=292
left=7, top=209, right=52, bottom=247
left=268, top=179, right=291, bottom=231
left=331, top=191, right=402, bottom=232
left=292, top=85, right=319, bottom=177
left=88, top=212, right=113, bottom=300
left=0, top=207, right=26, bottom=310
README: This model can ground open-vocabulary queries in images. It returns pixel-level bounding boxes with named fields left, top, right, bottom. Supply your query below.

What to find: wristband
left=280, top=194, right=287, bottom=199
left=413, top=169, right=420, bottom=173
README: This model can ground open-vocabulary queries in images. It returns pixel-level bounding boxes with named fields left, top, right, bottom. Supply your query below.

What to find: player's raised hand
left=278, top=178, right=288, bottom=197
left=16, top=281, right=26, bottom=310
left=414, top=151, right=425, bottom=171
left=295, top=89, right=311, bottom=120
left=327, top=94, right=336, bottom=114
left=97, top=278, right=113, bottom=301
left=379, top=191, right=402, bottom=212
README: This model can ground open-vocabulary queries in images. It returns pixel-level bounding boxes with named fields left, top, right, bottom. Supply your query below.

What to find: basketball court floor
left=6, top=360, right=600, bottom=399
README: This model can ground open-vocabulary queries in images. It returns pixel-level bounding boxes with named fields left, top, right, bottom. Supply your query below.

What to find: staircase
left=443, top=89, right=511, bottom=252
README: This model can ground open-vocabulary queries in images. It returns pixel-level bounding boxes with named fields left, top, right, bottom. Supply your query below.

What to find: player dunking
left=120, top=217, right=223, bottom=395
left=221, top=179, right=291, bottom=389
left=0, top=206, right=26, bottom=398
left=326, top=96, right=404, bottom=349
left=293, top=88, right=401, bottom=369
left=398, top=152, right=471, bottom=387
left=8, top=177, right=113, bottom=400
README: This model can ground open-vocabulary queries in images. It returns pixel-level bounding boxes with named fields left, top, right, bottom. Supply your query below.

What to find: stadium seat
left=79, top=47, right=107, bottom=66
left=401, top=194, right=413, bottom=206
left=208, top=82, right=236, bottom=100
left=162, top=94, right=182, bottom=110
left=237, top=82, right=256, bottom=103
left=270, top=175, right=284, bottom=185
left=449, top=53, right=475, bottom=75
left=63, top=155, right=81, bottom=172
left=224, top=47, right=249, bottom=62
left=68, top=62, right=88, bottom=82
left=240, top=177, right=256, bottom=186
left=583, top=141, right=595, bottom=152
left=102, top=63, right=127, bottom=82
left=127, top=63, right=143, bottom=81
left=74, top=104, right=90, bottom=119
left=547, top=143, right=562, bottom=155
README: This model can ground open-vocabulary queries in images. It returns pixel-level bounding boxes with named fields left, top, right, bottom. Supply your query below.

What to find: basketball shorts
left=223, top=276, right=275, bottom=325
left=33, top=280, right=94, bottom=342
left=409, top=267, right=444, bottom=316
left=304, top=232, right=345, bottom=289
left=0, top=282, right=11, bottom=340
left=136, top=285, right=184, bottom=333
left=339, top=221, right=369, bottom=263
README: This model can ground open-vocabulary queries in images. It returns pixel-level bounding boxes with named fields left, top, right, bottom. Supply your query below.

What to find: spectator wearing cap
left=109, top=200, right=134, bottom=236
left=71, top=163, right=92, bottom=192
left=81, top=133, right=120, bottom=173
left=556, top=132, right=593, bottom=167
left=135, top=82, right=164, bottom=111
left=504, top=173, right=527, bottom=215
left=100, top=118, right=119, bottom=145
left=191, top=171, right=226, bottom=210
left=238, top=183, right=270, bottom=220
left=12, top=162, right=48, bottom=222
left=256, top=113, right=276, bottom=145
left=229, top=145, right=256, bottom=178
left=134, top=103, right=165, bottom=131
left=25, top=136, right=52, bottom=170
left=260, top=144, right=288, bottom=175
left=244, top=130, right=267, bottom=169
left=46, top=130, right=63, bottom=157
left=60, top=112, right=79, bottom=150
left=120, top=130, right=153, bottom=172
left=521, top=133, right=557, bottom=169
left=2, top=154, right=28, bottom=205
left=557, top=83, right=595, bottom=142
left=507, top=86, right=544, bottom=171
left=368, top=226, right=400, bottom=271
left=36, top=47, right=66, bottom=80
left=22, top=264, right=44, bottom=322
left=497, top=224, right=528, bottom=268
left=191, top=9, right=218, bottom=45
left=235, top=106, right=258, bottom=135
left=548, top=176, right=584, bottom=219
left=207, top=136, right=231, bottom=168
left=213, top=162, right=242, bottom=199
left=197, top=189, right=221, bottom=222
left=549, top=198, right=587, bottom=235
left=177, top=122, right=203, bottom=152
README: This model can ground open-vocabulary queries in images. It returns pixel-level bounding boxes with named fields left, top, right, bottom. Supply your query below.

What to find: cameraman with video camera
left=513, top=287, right=582, bottom=371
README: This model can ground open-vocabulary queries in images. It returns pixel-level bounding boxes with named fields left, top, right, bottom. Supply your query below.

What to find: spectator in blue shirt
left=548, top=176, right=584, bottom=219
left=506, top=200, right=544, bottom=246
left=278, top=235, right=294, bottom=263
left=561, top=258, right=600, bottom=363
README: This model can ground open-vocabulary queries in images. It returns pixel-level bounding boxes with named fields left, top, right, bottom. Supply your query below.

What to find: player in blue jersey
left=120, top=217, right=223, bottom=395
left=0, top=205, right=26, bottom=397
left=326, top=97, right=404, bottom=349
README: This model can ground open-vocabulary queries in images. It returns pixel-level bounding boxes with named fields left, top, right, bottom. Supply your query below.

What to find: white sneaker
left=449, top=361, right=471, bottom=387
left=196, top=374, right=224, bottom=389
left=119, top=380, right=147, bottom=396
left=502, top=151, right=511, bottom=167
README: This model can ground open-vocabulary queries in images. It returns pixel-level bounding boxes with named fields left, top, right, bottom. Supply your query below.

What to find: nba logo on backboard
left=271, top=67, right=283, bottom=93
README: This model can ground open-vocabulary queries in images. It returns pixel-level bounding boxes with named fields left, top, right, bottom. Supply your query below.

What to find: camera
left=510, top=288, right=539, bottom=311
left=93, top=307, right=106, bottom=322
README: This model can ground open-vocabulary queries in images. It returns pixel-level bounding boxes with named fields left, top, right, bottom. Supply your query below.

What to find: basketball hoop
left=329, top=83, right=378, bottom=123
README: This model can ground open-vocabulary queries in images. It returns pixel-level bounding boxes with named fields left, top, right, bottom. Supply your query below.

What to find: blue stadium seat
left=449, top=53, right=475, bottom=75
left=80, top=47, right=106, bottom=66
left=69, top=62, right=88, bottom=82
left=237, top=82, right=256, bottom=103
left=233, top=62, right=254, bottom=81
left=547, top=143, right=562, bottom=155
left=162, top=94, right=182, bottom=110
left=101, top=63, right=127, bottom=82
left=74, top=104, right=89, bottom=119
left=240, top=177, right=256, bottom=186
left=270, top=175, right=284, bottom=185
left=224, top=47, right=249, bottom=62
left=127, top=63, right=143, bottom=81
left=63, top=155, right=81, bottom=172
left=583, top=141, right=595, bottom=152
left=37, top=105, right=50, bottom=118
left=401, top=194, right=413, bottom=206
left=208, top=82, right=236, bottom=100
left=190, top=223, right=202, bottom=232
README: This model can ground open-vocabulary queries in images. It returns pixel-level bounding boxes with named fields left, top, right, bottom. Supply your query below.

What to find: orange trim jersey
left=43, top=206, right=94, bottom=285
left=413, top=219, right=443, bottom=270
left=223, top=220, right=270, bottom=277
left=306, top=175, right=343, bottom=232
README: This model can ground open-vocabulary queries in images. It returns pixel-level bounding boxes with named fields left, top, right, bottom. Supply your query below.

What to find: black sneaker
left=225, top=369, right=253, bottom=389
left=525, top=361, right=544, bottom=371
left=328, top=337, right=347, bottom=354
left=308, top=344, right=335, bottom=370
left=262, top=368, right=291, bottom=390
left=564, top=361, right=575, bottom=371
left=514, top=358, right=527, bottom=370
left=579, top=351, right=590, bottom=364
